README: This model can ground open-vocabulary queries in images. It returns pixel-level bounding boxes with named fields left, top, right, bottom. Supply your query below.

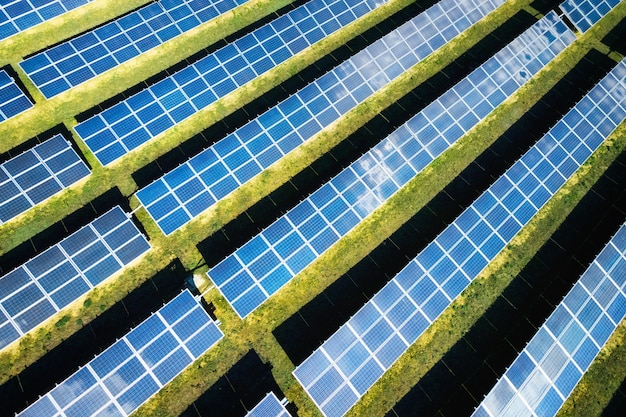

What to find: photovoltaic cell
left=0, top=134, right=90, bottom=224
left=207, top=12, right=575, bottom=319
left=0, top=206, right=150, bottom=351
left=559, top=0, right=622, bottom=33
left=0, top=69, right=33, bottom=122
left=20, top=0, right=252, bottom=98
left=473, top=221, right=626, bottom=417
left=16, top=289, right=223, bottom=417
left=136, top=0, right=507, bottom=235
left=0, top=0, right=93, bottom=41
left=293, top=58, right=626, bottom=417
left=73, top=0, right=392, bottom=165
left=246, top=392, right=292, bottom=417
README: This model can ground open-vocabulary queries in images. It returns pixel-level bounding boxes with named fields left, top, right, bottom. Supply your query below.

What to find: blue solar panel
left=246, top=392, right=292, bottom=417
left=136, top=0, right=507, bottom=235
left=206, top=12, right=575, bottom=319
left=0, top=134, right=90, bottom=224
left=20, top=0, right=252, bottom=98
left=0, top=69, right=33, bottom=122
left=0, top=206, right=150, bottom=351
left=473, top=221, right=626, bottom=417
left=16, top=289, right=223, bottom=417
left=73, top=0, right=391, bottom=165
left=560, top=0, right=621, bottom=32
left=0, top=0, right=93, bottom=41
left=293, top=58, right=626, bottom=417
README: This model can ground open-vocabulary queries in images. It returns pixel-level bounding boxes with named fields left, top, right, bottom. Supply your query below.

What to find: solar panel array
left=246, top=392, right=292, bottom=417
left=20, top=0, right=251, bottom=98
left=0, top=134, right=90, bottom=224
left=0, top=206, right=150, bottom=351
left=292, top=58, right=626, bottom=417
left=135, top=0, right=507, bottom=235
left=206, top=12, right=576, bottom=319
left=0, top=0, right=93, bottom=41
left=472, top=221, right=626, bottom=417
left=17, top=289, right=223, bottom=417
left=559, top=0, right=622, bottom=33
left=73, top=0, right=393, bottom=166
left=0, top=69, right=33, bottom=122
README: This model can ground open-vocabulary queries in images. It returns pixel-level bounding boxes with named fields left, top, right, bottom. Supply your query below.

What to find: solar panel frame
left=559, top=0, right=621, bottom=33
left=16, top=289, right=223, bottom=417
left=0, top=134, right=90, bottom=224
left=73, top=0, right=392, bottom=165
left=246, top=392, right=292, bottom=417
left=136, top=0, right=508, bottom=236
left=0, top=69, right=33, bottom=122
left=20, top=0, right=253, bottom=98
left=473, top=221, right=626, bottom=417
left=205, top=11, right=576, bottom=319
left=0, top=206, right=151, bottom=351
left=293, top=57, right=626, bottom=417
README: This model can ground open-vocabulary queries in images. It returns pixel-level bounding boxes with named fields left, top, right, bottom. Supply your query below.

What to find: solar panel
left=206, top=12, right=575, bottom=319
left=0, top=134, right=90, bottom=224
left=246, top=392, right=292, bottom=417
left=136, top=0, right=507, bottom=235
left=0, top=69, right=33, bottom=122
left=560, top=0, right=621, bottom=32
left=16, top=289, right=223, bottom=417
left=73, top=0, right=396, bottom=165
left=0, top=0, right=94, bottom=41
left=0, top=206, right=150, bottom=351
left=472, top=221, right=626, bottom=417
left=20, top=0, right=253, bottom=98
left=292, top=58, right=626, bottom=417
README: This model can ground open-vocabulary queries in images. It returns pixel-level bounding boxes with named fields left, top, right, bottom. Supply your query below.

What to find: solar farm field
left=0, top=0, right=625, bottom=416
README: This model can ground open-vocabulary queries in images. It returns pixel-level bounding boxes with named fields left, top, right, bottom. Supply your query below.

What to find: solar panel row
left=136, top=0, right=507, bottom=236
left=293, top=58, right=626, bottom=417
left=17, top=289, right=223, bottom=417
left=0, top=0, right=93, bottom=41
left=559, top=0, right=621, bottom=33
left=246, top=392, right=292, bottom=417
left=0, top=206, right=150, bottom=351
left=473, top=221, right=626, bottom=417
left=207, top=12, right=576, bottom=319
left=0, top=134, right=90, bottom=224
left=74, top=0, right=394, bottom=166
left=0, top=69, right=33, bottom=122
left=20, top=0, right=250, bottom=98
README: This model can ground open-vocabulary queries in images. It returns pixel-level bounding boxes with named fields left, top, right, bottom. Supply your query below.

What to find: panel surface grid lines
left=0, top=69, right=33, bottom=122
left=473, top=221, right=626, bottom=417
left=0, top=134, right=90, bottom=224
left=292, top=58, right=626, bottom=417
left=16, top=289, right=224, bottom=417
left=246, top=392, right=292, bottom=417
left=73, top=0, right=390, bottom=165
left=0, top=0, right=94, bottom=41
left=559, top=0, right=622, bottom=32
left=0, top=206, right=150, bottom=351
left=205, top=12, right=574, bottom=320
left=20, top=0, right=254, bottom=99
left=135, top=0, right=507, bottom=237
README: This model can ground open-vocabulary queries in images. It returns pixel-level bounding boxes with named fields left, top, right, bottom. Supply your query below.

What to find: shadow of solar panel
left=136, top=0, right=508, bottom=236
left=0, top=69, right=32, bottom=122
left=474, top=222, right=626, bottom=417
left=17, top=289, right=223, bottom=417
left=0, top=134, right=90, bottom=224
left=0, top=206, right=150, bottom=351
left=74, top=0, right=391, bottom=166
left=206, top=11, right=574, bottom=322
left=293, top=54, right=625, bottom=417
left=560, top=0, right=621, bottom=32
left=0, top=0, right=93, bottom=41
